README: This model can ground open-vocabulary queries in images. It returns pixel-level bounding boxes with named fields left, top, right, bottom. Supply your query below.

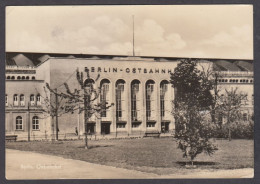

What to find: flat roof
left=5, top=52, right=253, bottom=72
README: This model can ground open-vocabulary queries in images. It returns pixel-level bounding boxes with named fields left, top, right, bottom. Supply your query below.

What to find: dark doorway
left=161, top=121, right=170, bottom=133
left=101, top=123, right=110, bottom=134
left=86, top=123, right=96, bottom=134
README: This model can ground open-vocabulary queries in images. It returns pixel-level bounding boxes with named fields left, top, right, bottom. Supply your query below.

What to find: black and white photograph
left=5, top=5, right=254, bottom=179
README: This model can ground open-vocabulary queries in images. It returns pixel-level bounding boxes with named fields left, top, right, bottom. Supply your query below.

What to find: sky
left=6, top=5, right=253, bottom=59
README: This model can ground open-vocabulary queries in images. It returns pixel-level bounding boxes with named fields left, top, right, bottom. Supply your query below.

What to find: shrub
left=214, top=120, right=254, bottom=139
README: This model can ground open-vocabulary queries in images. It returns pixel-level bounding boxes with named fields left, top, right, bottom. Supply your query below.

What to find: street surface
left=6, top=149, right=253, bottom=179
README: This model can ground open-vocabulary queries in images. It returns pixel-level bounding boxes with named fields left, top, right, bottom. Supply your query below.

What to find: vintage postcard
left=5, top=5, right=253, bottom=179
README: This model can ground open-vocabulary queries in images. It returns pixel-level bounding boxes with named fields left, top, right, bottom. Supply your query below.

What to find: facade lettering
left=85, top=67, right=174, bottom=74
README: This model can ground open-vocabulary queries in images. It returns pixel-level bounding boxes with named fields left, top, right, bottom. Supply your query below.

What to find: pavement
left=5, top=149, right=254, bottom=179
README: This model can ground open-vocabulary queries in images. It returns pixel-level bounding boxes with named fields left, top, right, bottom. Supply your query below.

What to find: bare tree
left=41, top=85, right=66, bottom=141
left=49, top=68, right=114, bottom=149
left=216, top=88, right=248, bottom=141
left=199, top=64, right=249, bottom=140
left=199, top=63, right=223, bottom=124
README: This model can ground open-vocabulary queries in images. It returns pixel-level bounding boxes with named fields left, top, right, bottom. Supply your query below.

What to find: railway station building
left=5, top=52, right=254, bottom=140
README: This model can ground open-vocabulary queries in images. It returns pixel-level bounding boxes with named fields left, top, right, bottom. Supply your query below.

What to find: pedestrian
left=75, top=127, right=78, bottom=136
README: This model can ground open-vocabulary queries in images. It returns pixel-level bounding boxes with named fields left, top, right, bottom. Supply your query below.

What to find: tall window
left=84, top=78, right=95, bottom=119
left=116, top=80, right=125, bottom=120
left=16, top=116, right=23, bottom=130
left=160, top=81, right=168, bottom=118
left=36, top=94, right=41, bottom=106
left=146, top=80, right=155, bottom=120
left=20, top=94, right=25, bottom=106
left=100, top=79, right=110, bottom=117
left=84, top=78, right=95, bottom=88
left=243, top=95, right=248, bottom=105
left=32, top=116, right=39, bottom=130
left=13, top=94, right=18, bottom=106
left=30, top=94, right=35, bottom=106
left=5, top=94, right=8, bottom=106
left=131, top=80, right=140, bottom=121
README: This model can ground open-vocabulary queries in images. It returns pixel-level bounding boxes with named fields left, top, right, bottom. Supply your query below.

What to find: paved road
left=5, top=149, right=253, bottom=179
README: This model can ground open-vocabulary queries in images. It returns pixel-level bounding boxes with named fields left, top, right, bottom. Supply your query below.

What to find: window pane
left=116, top=83, right=124, bottom=120
left=30, top=95, right=35, bottom=101
left=16, top=116, right=23, bottom=130
left=146, top=81, right=154, bottom=120
left=131, top=81, right=139, bottom=121
left=100, top=81, right=109, bottom=117
left=32, top=116, right=39, bottom=130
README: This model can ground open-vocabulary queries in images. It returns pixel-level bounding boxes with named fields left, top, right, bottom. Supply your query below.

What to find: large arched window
left=16, top=116, right=23, bottom=130
left=13, top=94, right=18, bottom=106
left=20, top=94, right=25, bottom=106
left=146, top=80, right=155, bottom=121
left=160, top=80, right=168, bottom=118
left=11, top=76, right=15, bottom=80
left=32, top=116, right=39, bottom=130
left=131, top=80, right=140, bottom=121
left=100, top=79, right=110, bottom=117
left=116, top=80, right=125, bottom=120
left=84, top=78, right=95, bottom=88
left=83, top=78, right=95, bottom=120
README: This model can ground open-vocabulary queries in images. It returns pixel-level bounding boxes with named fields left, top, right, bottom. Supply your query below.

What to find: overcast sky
left=6, top=5, right=253, bottom=59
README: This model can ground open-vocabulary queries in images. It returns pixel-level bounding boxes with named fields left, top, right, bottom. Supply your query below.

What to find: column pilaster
left=142, top=81, right=146, bottom=132
left=156, top=81, right=161, bottom=132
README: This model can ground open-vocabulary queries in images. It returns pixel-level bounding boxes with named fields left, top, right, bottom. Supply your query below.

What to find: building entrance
left=101, top=122, right=110, bottom=134
left=161, top=121, right=170, bottom=133
left=86, top=123, right=96, bottom=134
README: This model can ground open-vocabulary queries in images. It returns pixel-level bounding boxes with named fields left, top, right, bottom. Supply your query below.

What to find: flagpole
left=132, top=15, right=135, bottom=57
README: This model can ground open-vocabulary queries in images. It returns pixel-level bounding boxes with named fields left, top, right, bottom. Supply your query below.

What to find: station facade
left=5, top=53, right=254, bottom=140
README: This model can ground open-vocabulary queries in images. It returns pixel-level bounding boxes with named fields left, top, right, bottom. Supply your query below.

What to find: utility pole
left=55, top=88, right=59, bottom=140
left=27, top=102, right=30, bottom=141
left=78, top=102, right=80, bottom=140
